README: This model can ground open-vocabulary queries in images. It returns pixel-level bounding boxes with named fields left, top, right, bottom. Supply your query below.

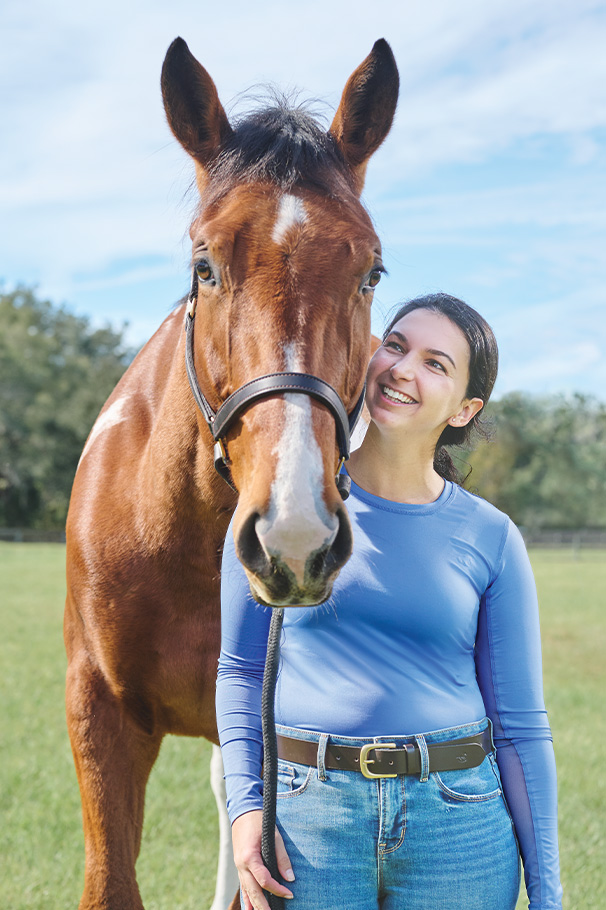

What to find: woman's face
left=365, top=308, right=484, bottom=440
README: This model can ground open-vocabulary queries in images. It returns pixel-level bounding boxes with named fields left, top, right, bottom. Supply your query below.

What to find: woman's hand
left=231, top=809, right=295, bottom=910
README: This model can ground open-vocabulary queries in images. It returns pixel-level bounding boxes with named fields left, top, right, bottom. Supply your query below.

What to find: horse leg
left=209, top=745, right=241, bottom=910
left=66, top=653, right=162, bottom=910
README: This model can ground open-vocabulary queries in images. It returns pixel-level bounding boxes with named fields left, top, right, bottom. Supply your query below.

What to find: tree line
left=461, top=393, right=606, bottom=531
left=1, top=286, right=605, bottom=531
left=0, top=287, right=133, bottom=529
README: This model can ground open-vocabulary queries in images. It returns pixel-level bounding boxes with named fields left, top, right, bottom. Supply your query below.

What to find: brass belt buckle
left=360, top=742, right=398, bottom=779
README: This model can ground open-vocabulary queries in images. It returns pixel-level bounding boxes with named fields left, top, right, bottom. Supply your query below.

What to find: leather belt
left=277, top=728, right=493, bottom=779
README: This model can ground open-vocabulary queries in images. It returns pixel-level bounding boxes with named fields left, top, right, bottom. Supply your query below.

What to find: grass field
left=1, top=543, right=604, bottom=909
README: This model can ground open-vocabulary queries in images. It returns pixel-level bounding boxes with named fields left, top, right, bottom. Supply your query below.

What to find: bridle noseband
left=183, top=279, right=364, bottom=501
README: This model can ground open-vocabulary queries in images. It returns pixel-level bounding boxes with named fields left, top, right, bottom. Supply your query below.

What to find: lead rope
left=261, top=607, right=285, bottom=910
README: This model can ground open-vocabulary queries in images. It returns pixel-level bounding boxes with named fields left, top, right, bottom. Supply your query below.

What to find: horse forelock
left=202, top=96, right=354, bottom=203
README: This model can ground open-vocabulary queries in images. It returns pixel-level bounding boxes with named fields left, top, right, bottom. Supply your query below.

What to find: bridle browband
left=183, top=275, right=364, bottom=500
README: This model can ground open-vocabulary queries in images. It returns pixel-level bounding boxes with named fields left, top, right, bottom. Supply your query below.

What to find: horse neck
left=135, top=307, right=237, bottom=548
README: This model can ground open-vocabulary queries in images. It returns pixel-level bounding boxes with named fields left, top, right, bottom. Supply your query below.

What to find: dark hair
left=383, top=292, right=498, bottom=484
left=206, top=97, right=352, bottom=202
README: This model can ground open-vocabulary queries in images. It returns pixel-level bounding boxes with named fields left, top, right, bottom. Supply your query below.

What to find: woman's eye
left=428, top=359, right=445, bottom=372
left=195, top=259, right=214, bottom=283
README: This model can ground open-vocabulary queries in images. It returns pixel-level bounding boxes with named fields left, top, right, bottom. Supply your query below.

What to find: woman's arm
left=216, top=527, right=294, bottom=909
left=475, top=520, right=562, bottom=910
left=217, top=526, right=271, bottom=821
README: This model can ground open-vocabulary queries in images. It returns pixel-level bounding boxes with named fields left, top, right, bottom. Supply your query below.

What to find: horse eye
left=367, top=269, right=382, bottom=289
left=195, top=259, right=213, bottom=282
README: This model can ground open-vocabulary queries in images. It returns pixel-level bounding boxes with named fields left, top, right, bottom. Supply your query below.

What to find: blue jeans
left=273, top=719, right=520, bottom=910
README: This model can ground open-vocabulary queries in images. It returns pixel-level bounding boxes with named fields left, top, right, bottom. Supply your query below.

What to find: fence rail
left=0, top=528, right=66, bottom=543
left=521, top=528, right=606, bottom=549
left=1, top=527, right=605, bottom=548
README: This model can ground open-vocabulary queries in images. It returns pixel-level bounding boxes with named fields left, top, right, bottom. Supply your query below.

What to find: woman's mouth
left=381, top=385, right=417, bottom=405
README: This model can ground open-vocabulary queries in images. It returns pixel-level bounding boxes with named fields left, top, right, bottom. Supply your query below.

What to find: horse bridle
left=183, top=273, right=364, bottom=500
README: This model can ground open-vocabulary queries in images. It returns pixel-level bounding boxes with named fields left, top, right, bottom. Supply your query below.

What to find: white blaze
left=256, top=343, right=338, bottom=584
left=272, top=194, right=306, bottom=245
left=78, top=396, right=129, bottom=466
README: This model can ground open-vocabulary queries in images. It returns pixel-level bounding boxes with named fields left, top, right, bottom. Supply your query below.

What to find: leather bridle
left=183, top=274, right=364, bottom=500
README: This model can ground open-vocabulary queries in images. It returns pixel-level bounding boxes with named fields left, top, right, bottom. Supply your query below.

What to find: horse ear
left=329, top=39, right=399, bottom=194
left=161, top=38, right=233, bottom=176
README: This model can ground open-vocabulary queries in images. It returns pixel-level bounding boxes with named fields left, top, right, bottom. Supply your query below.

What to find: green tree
left=0, top=286, right=134, bottom=529
left=463, top=393, right=606, bottom=530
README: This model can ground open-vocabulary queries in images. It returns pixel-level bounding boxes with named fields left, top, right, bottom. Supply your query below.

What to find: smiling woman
left=366, top=307, right=485, bottom=477
left=217, top=292, right=562, bottom=910
left=366, top=291, right=499, bottom=492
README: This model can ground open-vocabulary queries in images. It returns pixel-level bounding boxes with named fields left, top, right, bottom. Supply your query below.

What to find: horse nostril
left=307, top=547, right=328, bottom=580
left=308, top=505, right=352, bottom=581
left=328, top=505, right=353, bottom=572
left=236, top=510, right=268, bottom=577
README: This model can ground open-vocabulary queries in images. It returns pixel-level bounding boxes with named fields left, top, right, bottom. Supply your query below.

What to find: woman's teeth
left=382, top=386, right=416, bottom=404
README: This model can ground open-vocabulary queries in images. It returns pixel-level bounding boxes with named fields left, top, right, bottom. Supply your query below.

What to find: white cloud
left=367, top=2, right=606, bottom=181
left=487, top=285, right=606, bottom=397
left=497, top=341, right=604, bottom=397
left=378, top=176, right=606, bottom=234
left=1, top=0, right=605, bottom=397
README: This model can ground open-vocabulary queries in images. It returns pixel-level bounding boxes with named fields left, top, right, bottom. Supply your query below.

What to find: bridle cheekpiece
left=183, top=273, right=364, bottom=500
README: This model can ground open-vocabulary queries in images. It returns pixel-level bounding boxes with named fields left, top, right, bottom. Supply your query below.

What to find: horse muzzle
left=235, top=503, right=353, bottom=606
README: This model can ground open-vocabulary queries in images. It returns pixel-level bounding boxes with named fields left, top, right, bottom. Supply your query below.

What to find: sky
left=2, top=0, right=605, bottom=400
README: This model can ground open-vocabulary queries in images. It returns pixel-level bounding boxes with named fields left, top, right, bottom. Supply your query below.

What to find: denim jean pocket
left=276, top=760, right=314, bottom=799
left=434, top=755, right=501, bottom=802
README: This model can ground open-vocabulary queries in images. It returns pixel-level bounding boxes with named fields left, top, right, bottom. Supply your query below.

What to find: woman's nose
left=390, top=353, right=415, bottom=381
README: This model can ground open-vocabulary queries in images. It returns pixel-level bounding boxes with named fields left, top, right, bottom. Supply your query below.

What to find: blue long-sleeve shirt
left=217, top=478, right=562, bottom=909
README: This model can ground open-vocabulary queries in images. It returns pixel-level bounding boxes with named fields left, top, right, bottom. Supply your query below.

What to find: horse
left=64, top=36, right=398, bottom=910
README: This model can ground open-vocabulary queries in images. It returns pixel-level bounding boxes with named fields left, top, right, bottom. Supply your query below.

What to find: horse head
left=161, top=38, right=398, bottom=606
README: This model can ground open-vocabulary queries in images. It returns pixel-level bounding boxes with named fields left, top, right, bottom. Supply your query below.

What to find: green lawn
left=0, top=543, right=603, bottom=909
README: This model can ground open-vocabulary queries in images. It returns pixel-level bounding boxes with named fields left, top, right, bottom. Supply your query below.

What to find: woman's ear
left=449, top=398, right=484, bottom=427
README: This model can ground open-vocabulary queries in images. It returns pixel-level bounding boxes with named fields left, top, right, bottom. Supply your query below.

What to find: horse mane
left=205, top=94, right=353, bottom=200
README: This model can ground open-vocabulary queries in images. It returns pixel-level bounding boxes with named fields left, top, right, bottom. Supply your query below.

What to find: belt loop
left=415, top=734, right=430, bottom=782
left=317, top=733, right=329, bottom=781
left=486, top=718, right=495, bottom=753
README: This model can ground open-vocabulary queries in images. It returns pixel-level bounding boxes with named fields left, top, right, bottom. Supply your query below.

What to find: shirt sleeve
left=216, top=522, right=271, bottom=824
left=475, top=519, right=563, bottom=910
